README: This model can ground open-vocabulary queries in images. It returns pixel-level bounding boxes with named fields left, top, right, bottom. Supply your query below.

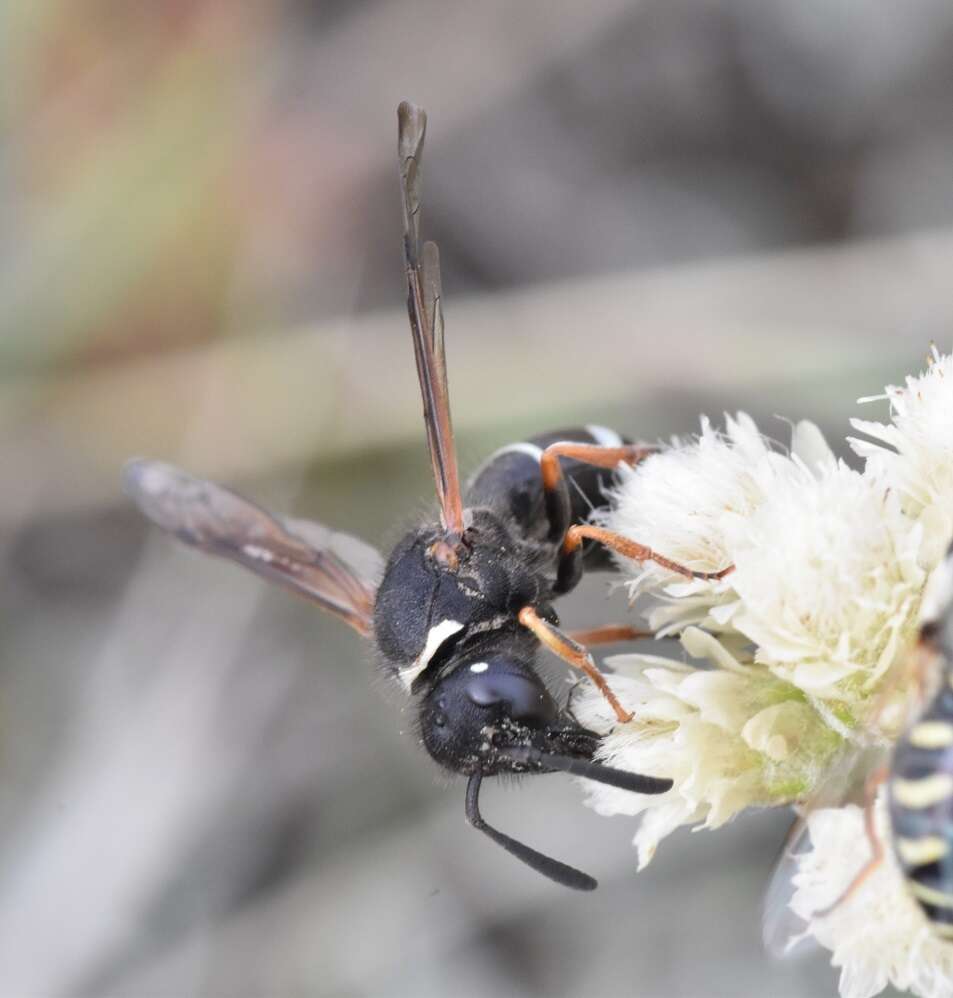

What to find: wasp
left=124, top=102, right=731, bottom=891
left=881, top=545, right=953, bottom=935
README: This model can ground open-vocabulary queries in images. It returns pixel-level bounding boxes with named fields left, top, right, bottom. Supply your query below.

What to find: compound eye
left=465, top=661, right=558, bottom=728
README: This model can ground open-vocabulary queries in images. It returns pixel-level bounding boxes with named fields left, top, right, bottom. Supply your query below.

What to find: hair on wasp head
left=123, top=100, right=679, bottom=891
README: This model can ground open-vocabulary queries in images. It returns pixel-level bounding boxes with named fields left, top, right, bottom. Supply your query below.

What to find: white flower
left=602, top=413, right=835, bottom=635
left=571, top=355, right=953, bottom=997
left=725, top=459, right=925, bottom=728
left=604, top=410, right=925, bottom=730
left=571, top=647, right=840, bottom=868
left=788, top=796, right=953, bottom=998
left=850, top=345, right=953, bottom=569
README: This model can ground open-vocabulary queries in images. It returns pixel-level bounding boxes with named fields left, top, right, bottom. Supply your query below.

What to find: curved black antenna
left=465, top=773, right=597, bottom=891
left=502, top=747, right=673, bottom=795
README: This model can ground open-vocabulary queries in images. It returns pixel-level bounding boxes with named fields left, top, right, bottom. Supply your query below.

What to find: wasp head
left=417, top=647, right=600, bottom=777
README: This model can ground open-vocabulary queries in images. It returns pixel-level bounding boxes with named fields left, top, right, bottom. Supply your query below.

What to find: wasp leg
left=813, top=766, right=889, bottom=919
left=518, top=606, right=633, bottom=723
left=568, top=625, right=658, bottom=646
left=555, top=523, right=734, bottom=595
left=539, top=442, right=655, bottom=547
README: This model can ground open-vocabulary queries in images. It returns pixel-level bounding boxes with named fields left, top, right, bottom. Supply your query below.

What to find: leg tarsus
left=568, top=625, right=657, bottom=646
left=563, top=524, right=734, bottom=582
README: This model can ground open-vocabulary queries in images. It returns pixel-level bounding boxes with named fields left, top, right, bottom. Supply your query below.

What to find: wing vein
left=397, top=101, right=465, bottom=537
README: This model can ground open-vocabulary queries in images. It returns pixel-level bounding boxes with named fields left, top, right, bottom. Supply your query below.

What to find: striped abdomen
left=888, top=671, right=953, bottom=939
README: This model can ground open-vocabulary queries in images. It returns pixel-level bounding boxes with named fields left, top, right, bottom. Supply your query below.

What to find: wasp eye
left=466, top=668, right=557, bottom=727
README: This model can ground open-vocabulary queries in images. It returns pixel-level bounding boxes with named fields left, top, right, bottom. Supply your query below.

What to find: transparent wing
left=762, top=744, right=885, bottom=959
left=123, top=459, right=382, bottom=637
left=397, top=101, right=465, bottom=537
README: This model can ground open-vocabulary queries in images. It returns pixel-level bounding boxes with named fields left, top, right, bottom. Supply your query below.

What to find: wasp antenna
left=503, top=746, right=673, bottom=795
left=465, top=773, right=597, bottom=891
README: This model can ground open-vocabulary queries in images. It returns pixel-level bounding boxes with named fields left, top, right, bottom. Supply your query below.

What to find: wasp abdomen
left=466, top=426, right=628, bottom=566
left=889, top=673, right=953, bottom=935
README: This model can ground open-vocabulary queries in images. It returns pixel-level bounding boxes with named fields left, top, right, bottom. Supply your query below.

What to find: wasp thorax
left=373, top=509, right=547, bottom=679
left=419, top=654, right=563, bottom=776
left=427, top=538, right=461, bottom=570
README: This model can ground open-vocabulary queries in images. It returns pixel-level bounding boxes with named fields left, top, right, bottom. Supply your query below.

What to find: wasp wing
left=123, top=459, right=382, bottom=637
left=761, top=743, right=885, bottom=959
left=397, top=101, right=465, bottom=537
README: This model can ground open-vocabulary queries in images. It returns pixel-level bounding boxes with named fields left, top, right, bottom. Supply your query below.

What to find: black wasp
left=124, top=102, right=729, bottom=891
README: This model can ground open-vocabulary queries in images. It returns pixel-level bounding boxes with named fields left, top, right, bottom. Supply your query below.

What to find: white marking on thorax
left=469, top=661, right=489, bottom=673
left=470, top=442, right=544, bottom=480
left=584, top=424, right=623, bottom=448
left=397, top=619, right=464, bottom=691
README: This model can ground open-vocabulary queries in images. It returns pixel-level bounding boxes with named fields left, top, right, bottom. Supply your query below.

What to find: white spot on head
left=469, top=661, right=489, bottom=673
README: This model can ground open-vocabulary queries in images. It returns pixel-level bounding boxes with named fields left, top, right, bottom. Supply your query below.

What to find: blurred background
left=1, top=2, right=950, bottom=995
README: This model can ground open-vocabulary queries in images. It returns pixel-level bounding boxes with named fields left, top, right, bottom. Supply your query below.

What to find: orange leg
left=568, top=625, right=657, bottom=646
left=564, top=524, right=734, bottom=582
left=540, top=441, right=655, bottom=544
left=814, top=767, right=888, bottom=918
left=540, top=442, right=655, bottom=495
left=519, top=606, right=633, bottom=724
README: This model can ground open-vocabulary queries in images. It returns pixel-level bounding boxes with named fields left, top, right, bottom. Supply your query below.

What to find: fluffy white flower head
left=726, top=460, right=925, bottom=723
left=788, top=796, right=953, bottom=998
left=571, top=353, right=953, bottom=998
left=572, top=645, right=839, bottom=868
left=604, top=413, right=833, bottom=634
left=605, top=409, right=925, bottom=727
left=850, top=346, right=953, bottom=566
left=575, top=409, right=930, bottom=867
